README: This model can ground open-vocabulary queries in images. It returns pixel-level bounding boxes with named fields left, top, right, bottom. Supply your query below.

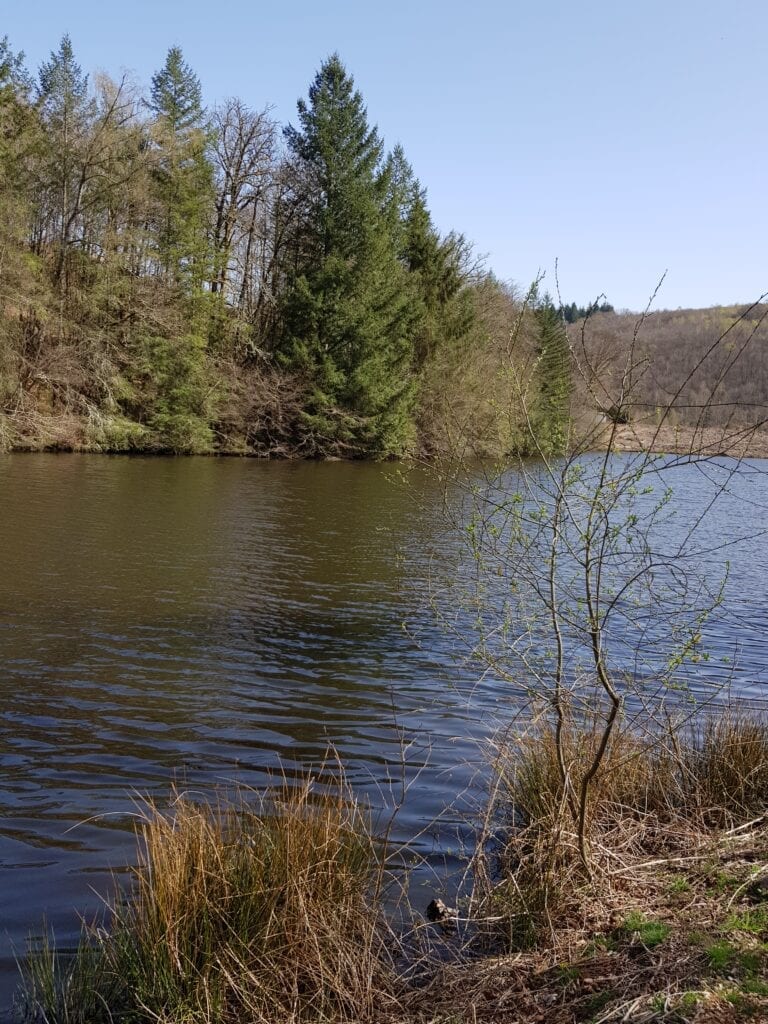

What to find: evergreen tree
left=0, top=37, right=33, bottom=191
left=559, top=298, right=614, bottom=323
left=0, top=36, right=31, bottom=96
left=148, top=46, right=203, bottom=132
left=147, top=47, right=213, bottom=291
left=534, top=298, right=572, bottom=455
left=401, top=185, right=474, bottom=367
left=380, top=143, right=417, bottom=247
left=379, top=144, right=475, bottom=367
left=139, top=48, right=216, bottom=448
left=279, top=55, right=416, bottom=455
left=35, top=34, right=95, bottom=286
left=37, top=34, right=88, bottom=132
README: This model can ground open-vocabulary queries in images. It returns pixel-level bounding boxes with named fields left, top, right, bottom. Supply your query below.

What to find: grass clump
left=18, top=780, right=400, bottom=1024
left=686, top=716, right=768, bottom=824
left=706, top=939, right=736, bottom=971
left=446, top=711, right=768, bottom=1022
left=621, top=911, right=671, bottom=948
left=726, top=906, right=768, bottom=937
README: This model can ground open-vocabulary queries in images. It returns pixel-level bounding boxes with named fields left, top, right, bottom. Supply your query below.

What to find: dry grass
left=607, top=422, right=768, bottom=460
left=497, top=724, right=683, bottom=829
left=404, top=715, right=768, bottom=1024
left=685, top=717, right=768, bottom=825
left=495, top=714, right=768, bottom=845
left=17, top=718, right=768, bottom=1024
left=19, top=781, right=403, bottom=1024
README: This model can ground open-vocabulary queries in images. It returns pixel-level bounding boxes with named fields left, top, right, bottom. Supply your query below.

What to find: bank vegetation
left=3, top=34, right=767, bottom=461
left=0, top=36, right=548, bottom=459
left=16, top=715, right=768, bottom=1024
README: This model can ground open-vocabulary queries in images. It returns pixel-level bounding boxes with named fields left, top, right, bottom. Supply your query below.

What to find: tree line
left=1, top=36, right=567, bottom=457
left=7, top=34, right=753, bottom=460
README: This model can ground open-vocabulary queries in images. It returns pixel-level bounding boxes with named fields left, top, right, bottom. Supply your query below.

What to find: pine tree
left=147, top=47, right=213, bottom=291
left=279, top=55, right=416, bottom=456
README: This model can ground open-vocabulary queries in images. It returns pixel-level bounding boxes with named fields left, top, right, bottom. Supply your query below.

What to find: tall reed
left=19, top=779, right=402, bottom=1024
left=478, top=712, right=768, bottom=950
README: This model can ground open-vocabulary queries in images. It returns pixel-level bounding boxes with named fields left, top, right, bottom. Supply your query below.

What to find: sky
left=2, top=0, right=767, bottom=311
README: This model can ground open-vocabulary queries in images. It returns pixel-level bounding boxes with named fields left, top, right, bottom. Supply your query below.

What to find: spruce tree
left=35, top=34, right=94, bottom=286
left=141, top=48, right=215, bottom=450
left=147, top=47, right=213, bottom=291
left=279, top=55, right=416, bottom=456
left=149, top=46, right=203, bottom=132
left=404, top=188, right=473, bottom=364
left=0, top=36, right=31, bottom=97
left=384, top=162, right=473, bottom=375
left=534, top=297, right=572, bottom=455
left=379, top=143, right=475, bottom=368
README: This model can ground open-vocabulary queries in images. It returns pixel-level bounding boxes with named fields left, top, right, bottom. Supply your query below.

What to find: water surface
left=0, top=454, right=766, bottom=1017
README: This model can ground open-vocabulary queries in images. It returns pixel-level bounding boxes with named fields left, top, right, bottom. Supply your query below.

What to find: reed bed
left=17, top=715, right=768, bottom=1023
left=19, top=781, right=402, bottom=1024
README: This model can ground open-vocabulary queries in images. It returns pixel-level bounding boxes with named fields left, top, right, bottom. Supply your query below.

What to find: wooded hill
left=574, top=304, right=768, bottom=431
left=0, top=35, right=764, bottom=459
left=0, top=37, right=550, bottom=458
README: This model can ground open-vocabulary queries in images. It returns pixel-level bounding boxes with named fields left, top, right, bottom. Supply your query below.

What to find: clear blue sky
left=4, top=0, right=766, bottom=310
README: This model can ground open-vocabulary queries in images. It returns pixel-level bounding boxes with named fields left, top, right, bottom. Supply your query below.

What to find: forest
left=0, top=34, right=765, bottom=459
left=0, top=36, right=529, bottom=458
left=578, top=303, right=768, bottom=428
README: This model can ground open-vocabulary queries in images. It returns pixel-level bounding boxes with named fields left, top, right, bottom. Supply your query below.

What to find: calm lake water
left=0, top=454, right=767, bottom=1016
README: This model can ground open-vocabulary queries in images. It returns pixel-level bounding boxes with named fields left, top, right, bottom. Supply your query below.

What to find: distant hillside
left=571, top=303, right=768, bottom=430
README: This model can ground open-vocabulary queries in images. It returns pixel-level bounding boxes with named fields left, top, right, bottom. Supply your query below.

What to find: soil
left=606, top=423, right=768, bottom=460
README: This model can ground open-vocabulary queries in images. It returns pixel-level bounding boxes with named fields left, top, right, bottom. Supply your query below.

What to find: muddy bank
left=602, top=423, right=768, bottom=460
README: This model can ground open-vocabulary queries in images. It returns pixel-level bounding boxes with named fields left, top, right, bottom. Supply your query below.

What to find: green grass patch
left=582, top=935, right=618, bottom=956
left=668, top=875, right=691, bottom=894
left=726, top=906, right=768, bottom=936
left=581, top=988, right=615, bottom=1020
left=707, top=939, right=736, bottom=971
left=622, top=911, right=671, bottom=948
left=554, top=963, right=580, bottom=985
left=676, top=991, right=702, bottom=1012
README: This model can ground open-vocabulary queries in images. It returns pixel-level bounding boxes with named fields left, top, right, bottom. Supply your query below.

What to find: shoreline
left=604, top=422, right=768, bottom=460
left=4, top=421, right=768, bottom=462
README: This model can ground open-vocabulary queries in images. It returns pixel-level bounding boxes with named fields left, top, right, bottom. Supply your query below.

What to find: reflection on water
left=0, top=454, right=766, bottom=1016
left=0, top=456, right=489, bottom=1015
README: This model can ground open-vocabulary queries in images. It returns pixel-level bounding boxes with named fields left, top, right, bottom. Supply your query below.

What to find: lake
left=0, top=453, right=766, bottom=1017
